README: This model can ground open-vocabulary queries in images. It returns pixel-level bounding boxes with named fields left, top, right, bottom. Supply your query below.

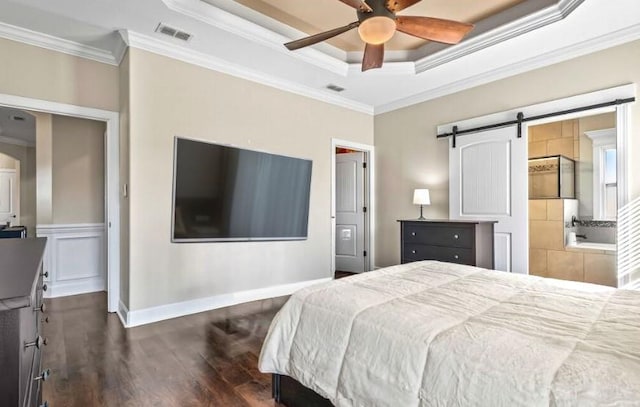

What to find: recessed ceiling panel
left=219, top=0, right=526, bottom=51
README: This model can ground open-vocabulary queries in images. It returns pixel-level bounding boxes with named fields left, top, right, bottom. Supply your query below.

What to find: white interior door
left=335, top=152, right=366, bottom=273
left=0, top=170, right=19, bottom=226
left=449, top=126, right=528, bottom=273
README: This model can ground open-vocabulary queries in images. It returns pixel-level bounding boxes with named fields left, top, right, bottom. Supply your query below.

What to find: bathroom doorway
left=528, top=113, right=618, bottom=286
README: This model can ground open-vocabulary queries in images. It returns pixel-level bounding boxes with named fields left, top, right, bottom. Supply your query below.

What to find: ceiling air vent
left=326, top=84, right=345, bottom=93
left=155, top=23, right=193, bottom=42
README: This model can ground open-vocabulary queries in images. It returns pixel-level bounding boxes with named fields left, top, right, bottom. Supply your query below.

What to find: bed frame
left=272, top=374, right=333, bottom=407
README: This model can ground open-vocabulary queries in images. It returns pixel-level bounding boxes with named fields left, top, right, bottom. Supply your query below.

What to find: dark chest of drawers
left=399, top=220, right=496, bottom=269
left=0, top=238, right=49, bottom=407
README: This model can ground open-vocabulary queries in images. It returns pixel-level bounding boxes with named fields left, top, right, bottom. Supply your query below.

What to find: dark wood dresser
left=0, top=238, right=49, bottom=407
left=399, top=220, right=496, bottom=269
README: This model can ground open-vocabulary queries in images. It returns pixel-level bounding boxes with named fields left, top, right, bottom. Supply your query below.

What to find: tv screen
left=172, top=138, right=312, bottom=242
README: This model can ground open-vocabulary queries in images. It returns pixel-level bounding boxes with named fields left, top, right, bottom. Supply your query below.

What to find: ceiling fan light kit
left=358, top=16, right=396, bottom=45
left=283, top=0, right=475, bottom=72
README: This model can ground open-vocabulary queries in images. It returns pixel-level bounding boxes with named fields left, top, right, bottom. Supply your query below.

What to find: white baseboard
left=44, top=279, right=105, bottom=298
left=122, top=277, right=331, bottom=328
left=117, top=300, right=130, bottom=327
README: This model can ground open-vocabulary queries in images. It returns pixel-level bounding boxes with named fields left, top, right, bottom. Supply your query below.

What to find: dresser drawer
left=403, top=244, right=474, bottom=265
left=403, top=224, right=474, bottom=248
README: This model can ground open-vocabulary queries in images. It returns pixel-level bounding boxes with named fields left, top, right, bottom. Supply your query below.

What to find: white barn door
left=449, top=126, right=528, bottom=273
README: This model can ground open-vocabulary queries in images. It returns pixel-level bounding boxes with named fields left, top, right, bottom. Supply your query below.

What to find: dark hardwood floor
left=334, top=271, right=357, bottom=279
left=41, top=272, right=356, bottom=406
left=42, top=292, right=288, bottom=407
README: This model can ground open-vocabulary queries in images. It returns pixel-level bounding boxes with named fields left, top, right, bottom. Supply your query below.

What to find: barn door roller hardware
left=437, top=97, right=635, bottom=148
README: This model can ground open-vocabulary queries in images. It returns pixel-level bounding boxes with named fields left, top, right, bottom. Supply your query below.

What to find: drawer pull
left=42, top=284, right=48, bottom=292
left=34, top=303, right=46, bottom=313
left=40, top=402, right=49, bottom=407
left=454, top=255, right=460, bottom=260
left=42, top=316, right=50, bottom=324
left=34, top=369, right=51, bottom=382
left=25, top=336, right=48, bottom=349
left=411, top=250, right=417, bottom=254
left=411, top=232, right=416, bottom=236
left=42, top=271, right=49, bottom=278
left=453, top=234, right=459, bottom=239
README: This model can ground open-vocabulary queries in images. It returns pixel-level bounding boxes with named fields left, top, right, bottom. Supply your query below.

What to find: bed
left=258, top=261, right=640, bottom=406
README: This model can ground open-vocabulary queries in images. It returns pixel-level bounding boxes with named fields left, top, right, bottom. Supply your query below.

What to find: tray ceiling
left=215, top=0, right=526, bottom=51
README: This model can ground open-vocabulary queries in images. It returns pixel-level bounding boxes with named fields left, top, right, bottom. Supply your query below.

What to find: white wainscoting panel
left=37, top=223, right=106, bottom=298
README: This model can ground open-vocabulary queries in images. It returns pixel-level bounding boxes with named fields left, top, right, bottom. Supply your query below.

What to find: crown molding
left=120, top=30, right=374, bottom=115
left=0, top=21, right=120, bottom=66
left=162, top=0, right=349, bottom=76
left=375, top=23, right=640, bottom=115
left=112, top=34, right=129, bottom=65
left=414, top=0, right=585, bottom=73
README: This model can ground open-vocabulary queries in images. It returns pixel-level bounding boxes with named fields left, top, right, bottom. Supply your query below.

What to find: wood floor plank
left=41, top=292, right=288, bottom=406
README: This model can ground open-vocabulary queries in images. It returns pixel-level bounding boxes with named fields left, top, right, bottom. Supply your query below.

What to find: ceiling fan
left=284, top=0, right=474, bottom=72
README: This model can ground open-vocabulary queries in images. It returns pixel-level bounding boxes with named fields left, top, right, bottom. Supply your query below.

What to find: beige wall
left=375, top=39, right=640, bottom=267
left=51, top=115, right=105, bottom=224
left=0, top=143, right=36, bottom=234
left=127, top=48, right=373, bottom=310
left=119, top=50, right=131, bottom=308
left=0, top=37, right=119, bottom=111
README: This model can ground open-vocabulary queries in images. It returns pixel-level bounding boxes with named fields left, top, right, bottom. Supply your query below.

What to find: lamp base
left=417, top=205, right=427, bottom=220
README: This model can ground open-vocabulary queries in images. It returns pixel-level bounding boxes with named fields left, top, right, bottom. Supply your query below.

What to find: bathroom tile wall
left=528, top=120, right=579, bottom=160
left=529, top=199, right=617, bottom=286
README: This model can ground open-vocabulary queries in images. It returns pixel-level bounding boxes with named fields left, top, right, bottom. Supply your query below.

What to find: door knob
left=34, top=369, right=51, bottom=382
left=25, top=336, right=48, bottom=349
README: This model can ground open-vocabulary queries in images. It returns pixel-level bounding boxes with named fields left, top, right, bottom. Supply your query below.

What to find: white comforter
left=258, top=261, right=640, bottom=406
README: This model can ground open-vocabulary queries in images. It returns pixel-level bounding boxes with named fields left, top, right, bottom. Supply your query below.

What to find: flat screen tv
left=172, top=138, right=312, bottom=242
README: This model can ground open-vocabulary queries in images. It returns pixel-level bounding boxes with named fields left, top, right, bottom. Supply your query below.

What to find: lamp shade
left=413, top=189, right=431, bottom=205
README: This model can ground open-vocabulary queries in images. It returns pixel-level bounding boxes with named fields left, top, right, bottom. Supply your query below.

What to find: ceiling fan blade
left=285, top=22, right=360, bottom=51
left=395, top=16, right=474, bottom=44
left=385, top=0, right=422, bottom=13
left=337, top=0, right=373, bottom=12
left=362, top=43, right=384, bottom=72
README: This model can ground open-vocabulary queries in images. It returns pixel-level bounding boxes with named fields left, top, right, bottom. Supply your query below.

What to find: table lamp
left=413, top=189, right=430, bottom=220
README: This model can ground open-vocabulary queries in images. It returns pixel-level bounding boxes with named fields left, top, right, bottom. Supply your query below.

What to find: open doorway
left=528, top=113, right=618, bottom=287
left=0, top=108, right=36, bottom=237
left=0, top=93, right=120, bottom=314
left=331, top=139, right=375, bottom=279
left=0, top=152, right=21, bottom=228
left=0, top=105, right=108, bottom=294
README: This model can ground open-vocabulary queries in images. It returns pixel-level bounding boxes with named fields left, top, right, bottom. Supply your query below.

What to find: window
left=602, top=148, right=617, bottom=220
left=586, top=128, right=617, bottom=221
